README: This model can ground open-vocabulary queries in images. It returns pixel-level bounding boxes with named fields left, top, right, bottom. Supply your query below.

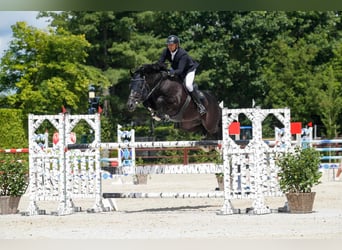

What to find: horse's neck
left=146, top=73, right=161, bottom=87
left=147, top=74, right=187, bottom=99
left=159, top=80, right=187, bottom=99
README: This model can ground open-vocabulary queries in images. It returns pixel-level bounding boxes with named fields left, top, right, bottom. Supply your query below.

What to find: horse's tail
left=216, top=108, right=223, bottom=140
left=203, top=91, right=223, bottom=140
left=213, top=100, right=223, bottom=140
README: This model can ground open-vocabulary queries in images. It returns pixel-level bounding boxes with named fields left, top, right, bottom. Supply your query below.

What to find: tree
left=40, top=11, right=164, bottom=126
left=262, top=38, right=317, bottom=121
left=0, top=21, right=110, bottom=115
left=262, top=11, right=342, bottom=137
left=309, top=44, right=342, bottom=138
left=19, top=11, right=342, bottom=137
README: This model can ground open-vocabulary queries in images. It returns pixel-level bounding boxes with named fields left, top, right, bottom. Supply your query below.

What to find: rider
left=158, top=35, right=207, bottom=116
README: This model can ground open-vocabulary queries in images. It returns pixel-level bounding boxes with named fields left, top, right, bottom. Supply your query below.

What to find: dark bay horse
left=126, top=63, right=222, bottom=139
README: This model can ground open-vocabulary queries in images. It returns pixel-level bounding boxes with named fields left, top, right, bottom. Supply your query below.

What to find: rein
left=144, top=73, right=164, bottom=101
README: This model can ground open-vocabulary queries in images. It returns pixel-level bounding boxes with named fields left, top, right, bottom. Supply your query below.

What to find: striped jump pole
left=312, top=139, right=342, bottom=144
left=0, top=148, right=29, bottom=153
left=310, top=139, right=342, bottom=180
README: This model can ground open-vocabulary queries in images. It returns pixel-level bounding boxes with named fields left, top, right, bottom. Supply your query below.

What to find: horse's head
left=127, top=67, right=149, bottom=112
left=127, top=63, right=169, bottom=112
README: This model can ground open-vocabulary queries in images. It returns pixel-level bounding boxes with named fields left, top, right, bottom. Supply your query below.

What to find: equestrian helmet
left=166, top=35, right=180, bottom=45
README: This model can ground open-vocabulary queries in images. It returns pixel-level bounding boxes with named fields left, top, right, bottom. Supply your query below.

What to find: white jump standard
left=26, top=113, right=104, bottom=216
left=219, top=108, right=291, bottom=214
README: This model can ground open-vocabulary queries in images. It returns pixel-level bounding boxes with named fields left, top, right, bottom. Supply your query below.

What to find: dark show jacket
left=158, top=47, right=199, bottom=80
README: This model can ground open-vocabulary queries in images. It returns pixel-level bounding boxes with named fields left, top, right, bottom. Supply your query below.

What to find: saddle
left=165, top=73, right=206, bottom=102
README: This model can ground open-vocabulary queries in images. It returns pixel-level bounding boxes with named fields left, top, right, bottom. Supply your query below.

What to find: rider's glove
left=161, top=71, right=168, bottom=78
left=168, top=69, right=175, bottom=77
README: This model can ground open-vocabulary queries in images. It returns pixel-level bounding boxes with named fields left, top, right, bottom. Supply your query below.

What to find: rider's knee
left=185, top=82, right=193, bottom=92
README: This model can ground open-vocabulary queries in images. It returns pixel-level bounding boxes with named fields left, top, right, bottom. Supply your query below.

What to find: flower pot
left=0, top=196, right=21, bottom=214
left=285, top=192, right=316, bottom=213
left=133, top=174, right=148, bottom=185
left=216, top=175, right=224, bottom=191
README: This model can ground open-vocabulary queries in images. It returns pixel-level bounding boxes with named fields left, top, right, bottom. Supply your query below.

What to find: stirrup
left=198, top=105, right=207, bottom=116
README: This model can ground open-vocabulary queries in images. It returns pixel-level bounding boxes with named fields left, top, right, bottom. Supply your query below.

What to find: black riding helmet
left=166, top=35, right=180, bottom=45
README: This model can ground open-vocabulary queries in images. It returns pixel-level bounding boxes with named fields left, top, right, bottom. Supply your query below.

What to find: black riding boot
left=190, top=90, right=207, bottom=116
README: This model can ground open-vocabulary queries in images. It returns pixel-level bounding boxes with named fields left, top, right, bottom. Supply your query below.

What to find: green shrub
left=277, top=147, right=322, bottom=193
left=0, top=109, right=27, bottom=148
left=0, top=154, right=29, bottom=196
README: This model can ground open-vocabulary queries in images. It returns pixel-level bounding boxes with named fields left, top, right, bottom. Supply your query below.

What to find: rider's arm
left=158, top=48, right=168, bottom=63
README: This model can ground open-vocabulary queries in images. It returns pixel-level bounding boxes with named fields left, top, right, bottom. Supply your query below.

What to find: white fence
left=26, top=107, right=293, bottom=215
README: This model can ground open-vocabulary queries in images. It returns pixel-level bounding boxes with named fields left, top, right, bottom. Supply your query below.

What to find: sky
left=0, top=11, right=51, bottom=58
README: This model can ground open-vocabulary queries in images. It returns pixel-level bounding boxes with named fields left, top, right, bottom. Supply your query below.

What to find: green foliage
left=0, top=109, right=27, bottom=148
left=0, top=154, right=29, bottom=196
left=277, top=147, right=322, bottom=193
left=308, top=44, right=342, bottom=138
left=0, top=22, right=110, bottom=115
left=100, top=115, right=116, bottom=142
left=1, top=11, right=342, bottom=141
left=131, top=125, right=151, bottom=137
left=262, top=12, right=341, bottom=137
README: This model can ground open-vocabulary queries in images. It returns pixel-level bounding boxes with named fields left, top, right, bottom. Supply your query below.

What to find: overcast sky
left=0, top=11, right=51, bottom=58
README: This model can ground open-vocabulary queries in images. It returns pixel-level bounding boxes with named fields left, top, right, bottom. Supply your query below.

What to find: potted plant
left=215, top=173, right=224, bottom=191
left=0, top=154, right=29, bottom=214
left=133, top=174, right=148, bottom=185
left=276, top=146, right=322, bottom=213
left=133, top=157, right=149, bottom=185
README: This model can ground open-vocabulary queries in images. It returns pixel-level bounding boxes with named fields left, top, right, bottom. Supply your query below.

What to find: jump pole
left=67, top=140, right=221, bottom=151
left=0, top=148, right=29, bottom=153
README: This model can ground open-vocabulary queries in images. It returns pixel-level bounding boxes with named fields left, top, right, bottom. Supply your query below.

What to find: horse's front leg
left=150, top=96, right=169, bottom=121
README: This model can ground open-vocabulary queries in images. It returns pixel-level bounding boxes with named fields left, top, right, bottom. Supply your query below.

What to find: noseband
left=129, top=76, right=149, bottom=102
left=129, top=72, right=164, bottom=103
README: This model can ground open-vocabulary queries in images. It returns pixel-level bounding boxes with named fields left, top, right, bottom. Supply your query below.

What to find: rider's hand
left=161, top=71, right=168, bottom=78
left=168, top=69, right=175, bottom=77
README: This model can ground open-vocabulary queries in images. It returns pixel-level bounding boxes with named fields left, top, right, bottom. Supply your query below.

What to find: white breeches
left=185, top=70, right=196, bottom=92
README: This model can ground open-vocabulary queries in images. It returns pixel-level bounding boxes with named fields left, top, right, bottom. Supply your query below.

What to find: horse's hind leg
left=201, top=106, right=221, bottom=138
left=179, top=121, right=205, bottom=135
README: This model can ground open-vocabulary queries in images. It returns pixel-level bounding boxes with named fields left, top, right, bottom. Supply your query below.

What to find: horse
left=126, top=62, right=222, bottom=139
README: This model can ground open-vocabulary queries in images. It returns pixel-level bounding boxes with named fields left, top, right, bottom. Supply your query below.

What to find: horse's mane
left=140, top=62, right=168, bottom=74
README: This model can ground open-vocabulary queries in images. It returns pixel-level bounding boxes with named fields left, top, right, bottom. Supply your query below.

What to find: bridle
left=129, top=71, right=165, bottom=103
left=128, top=75, right=149, bottom=103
